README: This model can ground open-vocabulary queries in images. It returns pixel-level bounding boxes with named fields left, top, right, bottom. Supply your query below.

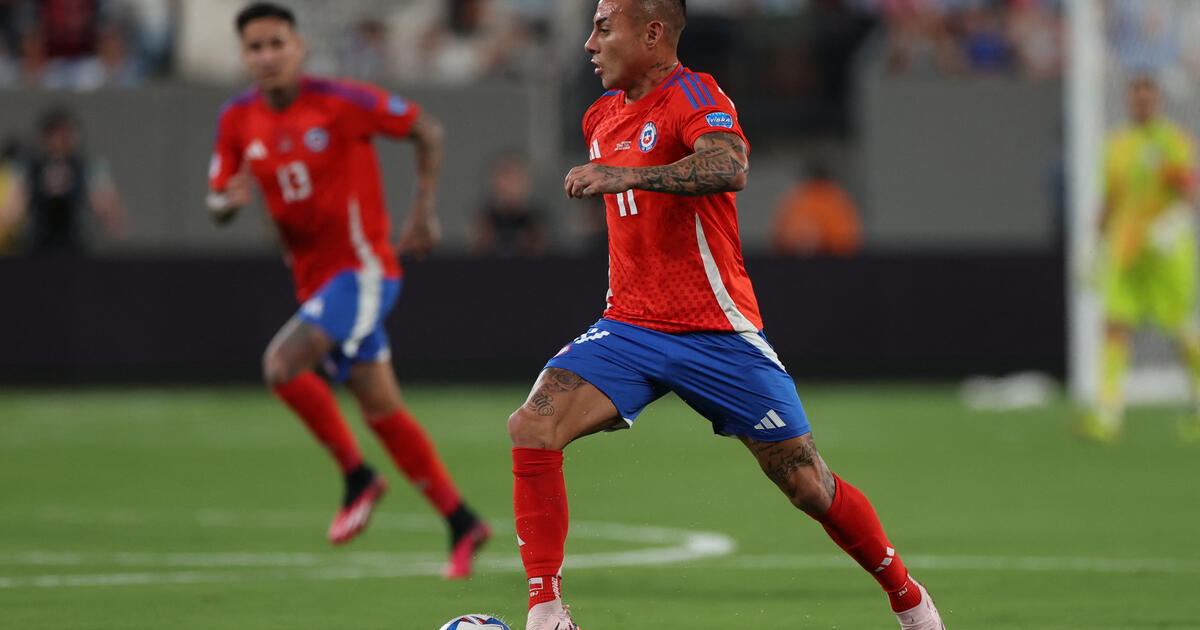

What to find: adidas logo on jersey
left=753, top=409, right=786, bottom=430
left=245, top=139, right=268, bottom=160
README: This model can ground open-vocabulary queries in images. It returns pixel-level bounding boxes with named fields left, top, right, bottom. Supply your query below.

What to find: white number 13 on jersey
left=613, top=189, right=638, bottom=217
left=277, top=161, right=312, bottom=202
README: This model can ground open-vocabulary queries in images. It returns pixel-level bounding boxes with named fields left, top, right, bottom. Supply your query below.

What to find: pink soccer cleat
left=895, top=580, right=946, bottom=630
left=442, top=520, right=492, bottom=579
left=327, top=473, right=387, bottom=545
left=525, top=602, right=580, bottom=630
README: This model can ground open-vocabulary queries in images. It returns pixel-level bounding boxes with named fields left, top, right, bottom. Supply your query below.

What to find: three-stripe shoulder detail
left=667, top=72, right=717, bottom=110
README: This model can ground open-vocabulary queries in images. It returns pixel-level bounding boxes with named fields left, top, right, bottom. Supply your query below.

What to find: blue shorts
left=296, top=269, right=401, bottom=383
left=544, top=318, right=811, bottom=442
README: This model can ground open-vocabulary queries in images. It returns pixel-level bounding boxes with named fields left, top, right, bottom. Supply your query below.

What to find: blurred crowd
left=316, top=0, right=555, bottom=85
left=867, top=0, right=1065, bottom=79
left=13, top=0, right=1200, bottom=91
left=0, top=0, right=174, bottom=89
left=0, top=0, right=1073, bottom=91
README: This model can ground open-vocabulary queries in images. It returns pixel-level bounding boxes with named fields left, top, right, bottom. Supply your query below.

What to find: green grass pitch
left=2, top=384, right=1198, bottom=629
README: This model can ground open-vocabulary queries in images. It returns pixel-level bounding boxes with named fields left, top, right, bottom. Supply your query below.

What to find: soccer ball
left=437, top=614, right=512, bottom=630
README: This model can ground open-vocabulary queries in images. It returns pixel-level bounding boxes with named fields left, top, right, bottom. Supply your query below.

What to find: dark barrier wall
left=0, top=254, right=1063, bottom=384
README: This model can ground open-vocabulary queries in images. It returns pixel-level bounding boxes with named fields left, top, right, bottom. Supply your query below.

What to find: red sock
left=272, top=372, right=362, bottom=474
left=527, top=575, right=562, bottom=609
left=513, top=447, right=568, bottom=608
left=367, top=408, right=462, bottom=516
left=814, top=474, right=921, bottom=612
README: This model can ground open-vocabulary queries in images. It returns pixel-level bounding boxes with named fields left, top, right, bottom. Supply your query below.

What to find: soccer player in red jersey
left=509, top=1, right=946, bottom=628
left=206, top=2, right=488, bottom=578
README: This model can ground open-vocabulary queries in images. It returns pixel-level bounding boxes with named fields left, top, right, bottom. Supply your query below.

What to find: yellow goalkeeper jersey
left=1103, top=116, right=1196, bottom=268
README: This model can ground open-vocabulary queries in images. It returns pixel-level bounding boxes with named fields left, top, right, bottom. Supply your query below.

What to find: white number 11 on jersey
left=614, top=189, right=638, bottom=217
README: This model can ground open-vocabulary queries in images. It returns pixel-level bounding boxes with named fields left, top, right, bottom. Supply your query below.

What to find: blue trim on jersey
left=658, top=65, right=686, bottom=90
left=215, top=88, right=258, bottom=141
left=685, top=73, right=716, bottom=107
left=602, top=90, right=620, bottom=96
left=671, top=77, right=701, bottom=110
left=227, top=87, right=257, bottom=107
left=217, top=87, right=257, bottom=117
left=544, top=318, right=811, bottom=442
left=304, top=77, right=378, bottom=112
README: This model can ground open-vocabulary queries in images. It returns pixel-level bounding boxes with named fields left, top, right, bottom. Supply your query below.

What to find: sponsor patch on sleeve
left=705, top=112, right=734, bottom=128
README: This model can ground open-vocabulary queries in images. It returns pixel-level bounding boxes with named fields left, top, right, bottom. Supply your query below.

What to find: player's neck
left=264, top=84, right=301, bottom=111
left=624, top=58, right=679, bottom=103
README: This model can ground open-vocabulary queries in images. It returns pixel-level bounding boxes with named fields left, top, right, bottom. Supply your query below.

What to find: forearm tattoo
left=634, top=132, right=749, bottom=196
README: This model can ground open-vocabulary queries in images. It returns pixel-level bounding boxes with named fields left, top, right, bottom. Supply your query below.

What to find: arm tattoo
left=630, top=132, right=749, bottom=196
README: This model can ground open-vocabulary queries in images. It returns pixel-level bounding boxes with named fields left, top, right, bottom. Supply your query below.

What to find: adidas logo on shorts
left=753, top=409, right=786, bottom=430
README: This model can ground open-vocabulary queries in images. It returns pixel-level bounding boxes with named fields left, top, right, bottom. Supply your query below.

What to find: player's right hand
left=224, top=170, right=254, bottom=209
left=209, top=166, right=253, bottom=225
left=564, top=163, right=630, bottom=199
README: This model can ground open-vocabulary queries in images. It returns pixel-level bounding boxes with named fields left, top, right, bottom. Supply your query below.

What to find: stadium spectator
left=1, top=0, right=164, bottom=88
left=879, top=0, right=964, bottom=76
left=769, top=161, right=862, bottom=257
left=873, top=0, right=1064, bottom=80
left=1007, top=0, right=1062, bottom=80
left=470, top=151, right=549, bottom=258
left=0, top=136, right=24, bottom=253
left=21, top=0, right=108, bottom=88
left=959, top=3, right=1013, bottom=73
left=15, top=107, right=127, bottom=255
left=336, top=17, right=391, bottom=81
left=1108, top=0, right=1179, bottom=74
left=391, top=0, right=539, bottom=84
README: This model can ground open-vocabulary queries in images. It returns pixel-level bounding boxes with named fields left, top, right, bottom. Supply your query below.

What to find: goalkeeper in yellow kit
left=1082, top=76, right=1200, bottom=443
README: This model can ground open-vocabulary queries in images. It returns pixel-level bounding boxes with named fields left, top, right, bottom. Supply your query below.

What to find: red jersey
left=584, top=64, right=763, bottom=333
left=209, top=76, right=420, bottom=301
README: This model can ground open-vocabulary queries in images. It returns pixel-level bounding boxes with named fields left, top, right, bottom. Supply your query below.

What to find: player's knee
left=261, top=349, right=294, bottom=388
left=357, top=392, right=401, bottom=421
left=507, top=406, right=559, bottom=449
left=784, top=474, right=833, bottom=515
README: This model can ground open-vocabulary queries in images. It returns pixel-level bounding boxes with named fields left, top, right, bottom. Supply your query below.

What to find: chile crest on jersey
left=304, top=126, right=329, bottom=153
left=638, top=121, right=658, bottom=152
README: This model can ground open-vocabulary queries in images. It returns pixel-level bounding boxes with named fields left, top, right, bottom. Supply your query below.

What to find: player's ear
left=645, top=19, right=665, bottom=48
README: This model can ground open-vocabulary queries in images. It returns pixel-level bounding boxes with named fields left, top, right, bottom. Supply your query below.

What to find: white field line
left=0, top=507, right=735, bottom=590
left=704, top=553, right=1200, bottom=574
left=3, top=549, right=1196, bottom=591
left=5, top=507, right=1198, bottom=590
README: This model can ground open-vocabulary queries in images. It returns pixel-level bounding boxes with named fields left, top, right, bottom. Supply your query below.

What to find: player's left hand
left=398, top=216, right=442, bottom=260
left=564, top=163, right=631, bottom=199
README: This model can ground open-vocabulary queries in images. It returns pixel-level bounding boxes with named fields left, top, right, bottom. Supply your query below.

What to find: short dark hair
left=235, top=2, right=296, bottom=34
